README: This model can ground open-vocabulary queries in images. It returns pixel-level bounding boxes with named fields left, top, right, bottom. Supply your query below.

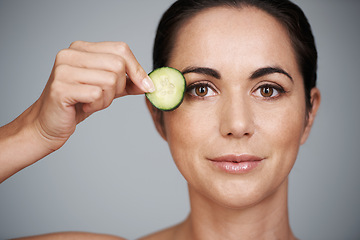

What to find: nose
left=219, top=95, right=255, bottom=138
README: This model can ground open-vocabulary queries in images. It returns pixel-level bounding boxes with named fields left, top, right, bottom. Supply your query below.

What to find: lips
left=208, top=154, right=264, bottom=174
left=211, top=154, right=264, bottom=163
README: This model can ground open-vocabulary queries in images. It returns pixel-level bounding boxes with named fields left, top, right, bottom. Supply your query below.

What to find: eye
left=186, top=82, right=217, bottom=98
left=195, top=85, right=208, bottom=97
left=260, top=86, right=276, bottom=97
left=253, top=84, right=285, bottom=99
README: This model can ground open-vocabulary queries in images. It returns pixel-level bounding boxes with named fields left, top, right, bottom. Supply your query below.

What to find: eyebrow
left=181, top=66, right=293, bottom=82
left=250, top=67, right=293, bottom=82
left=181, top=66, right=221, bottom=79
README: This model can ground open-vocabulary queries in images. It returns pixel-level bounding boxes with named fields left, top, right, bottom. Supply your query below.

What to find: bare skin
left=0, top=41, right=155, bottom=184
left=0, top=41, right=154, bottom=239
left=140, top=183, right=294, bottom=240
left=143, top=6, right=320, bottom=240
left=1, top=5, right=320, bottom=240
left=12, top=232, right=125, bottom=240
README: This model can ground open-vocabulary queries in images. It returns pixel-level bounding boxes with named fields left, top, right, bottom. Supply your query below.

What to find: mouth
left=208, top=154, right=264, bottom=174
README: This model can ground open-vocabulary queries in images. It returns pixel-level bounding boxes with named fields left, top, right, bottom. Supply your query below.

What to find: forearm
left=0, top=104, right=54, bottom=183
left=0, top=41, right=152, bottom=184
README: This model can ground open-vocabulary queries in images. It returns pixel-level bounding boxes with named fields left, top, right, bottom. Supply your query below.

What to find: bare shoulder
left=12, top=232, right=126, bottom=240
left=138, top=222, right=185, bottom=240
left=138, top=228, right=176, bottom=240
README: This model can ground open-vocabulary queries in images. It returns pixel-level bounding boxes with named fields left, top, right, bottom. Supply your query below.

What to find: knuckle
left=69, top=40, right=84, bottom=49
left=111, top=55, right=125, bottom=72
left=114, top=42, right=130, bottom=56
left=102, top=72, right=117, bottom=89
left=107, top=72, right=118, bottom=88
left=55, top=49, right=72, bottom=65
left=53, top=64, right=69, bottom=78
left=91, top=87, right=103, bottom=100
left=103, top=75, right=118, bottom=94
left=49, top=80, right=64, bottom=99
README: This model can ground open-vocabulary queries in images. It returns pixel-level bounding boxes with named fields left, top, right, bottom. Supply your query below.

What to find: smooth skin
left=143, top=6, right=320, bottom=240
left=1, top=6, right=320, bottom=240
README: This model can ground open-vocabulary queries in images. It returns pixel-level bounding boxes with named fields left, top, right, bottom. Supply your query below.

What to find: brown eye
left=253, top=84, right=284, bottom=99
left=260, top=87, right=274, bottom=97
left=186, top=82, right=217, bottom=98
left=195, top=85, right=208, bottom=97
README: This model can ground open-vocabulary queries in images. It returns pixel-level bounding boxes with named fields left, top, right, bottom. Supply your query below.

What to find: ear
left=145, top=97, right=167, bottom=141
left=300, top=87, right=321, bottom=145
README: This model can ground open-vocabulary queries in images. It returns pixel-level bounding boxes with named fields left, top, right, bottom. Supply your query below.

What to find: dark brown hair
left=153, top=0, right=317, bottom=112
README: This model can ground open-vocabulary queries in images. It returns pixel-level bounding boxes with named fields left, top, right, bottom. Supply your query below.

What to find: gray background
left=0, top=0, right=359, bottom=239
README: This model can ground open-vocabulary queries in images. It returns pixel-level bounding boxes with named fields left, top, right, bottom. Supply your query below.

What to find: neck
left=179, top=178, right=296, bottom=240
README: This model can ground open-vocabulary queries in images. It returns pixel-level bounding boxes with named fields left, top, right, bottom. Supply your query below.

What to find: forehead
left=169, top=6, right=299, bottom=77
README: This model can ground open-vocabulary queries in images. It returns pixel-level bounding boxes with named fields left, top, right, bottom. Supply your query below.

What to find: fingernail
left=142, top=76, right=155, bottom=92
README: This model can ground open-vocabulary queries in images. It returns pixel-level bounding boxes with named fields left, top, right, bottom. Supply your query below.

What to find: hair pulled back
left=153, top=0, right=317, bottom=111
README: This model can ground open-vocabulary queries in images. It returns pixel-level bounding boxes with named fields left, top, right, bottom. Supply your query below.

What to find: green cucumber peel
left=145, top=67, right=186, bottom=111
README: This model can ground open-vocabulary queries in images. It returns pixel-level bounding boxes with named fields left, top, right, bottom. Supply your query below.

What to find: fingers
left=30, top=41, right=150, bottom=150
left=69, top=41, right=155, bottom=93
left=55, top=48, right=123, bottom=74
left=52, top=64, right=116, bottom=113
left=54, top=48, right=133, bottom=97
left=49, top=40, right=153, bottom=120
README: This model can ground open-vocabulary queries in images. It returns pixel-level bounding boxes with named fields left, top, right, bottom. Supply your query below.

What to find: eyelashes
left=253, top=83, right=287, bottom=99
left=186, top=81, right=287, bottom=100
left=186, top=81, right=217, bottom=98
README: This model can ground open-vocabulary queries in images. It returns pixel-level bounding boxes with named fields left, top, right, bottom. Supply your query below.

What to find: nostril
left=226, top=132, right=250, bottom=137
left=220, top=109, right=254, bottom=138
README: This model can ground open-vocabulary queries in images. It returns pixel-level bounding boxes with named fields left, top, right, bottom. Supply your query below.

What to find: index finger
left=69, top=41, right=155, bottom=93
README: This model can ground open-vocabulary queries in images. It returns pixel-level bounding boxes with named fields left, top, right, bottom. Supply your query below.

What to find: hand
left=31, top=41, right=155, bottom=151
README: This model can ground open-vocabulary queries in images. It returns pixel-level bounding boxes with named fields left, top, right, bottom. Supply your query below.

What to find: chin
left=215, top=184, right=275, bottom=209
left=188, top=166, right=289, bottom=210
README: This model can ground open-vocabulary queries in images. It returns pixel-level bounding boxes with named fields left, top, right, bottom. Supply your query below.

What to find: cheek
left=164, top=102, right=217, bottom=144
left=162, top=106, right=214, bottom=175
left=256, top=101, right=306, bottom=172
left=263, top=109, right=304, bottom=145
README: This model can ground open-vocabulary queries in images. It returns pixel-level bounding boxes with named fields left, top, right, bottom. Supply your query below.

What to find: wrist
left=0, top=103, right=55, bottom=182
left=24, top=101, right=66, bottom=155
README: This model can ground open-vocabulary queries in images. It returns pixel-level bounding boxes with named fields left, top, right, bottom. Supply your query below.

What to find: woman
left=0, top=0, right=320, bottom=239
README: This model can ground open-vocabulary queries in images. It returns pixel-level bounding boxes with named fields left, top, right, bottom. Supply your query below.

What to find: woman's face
left=153, top=7, right=317, bottom=208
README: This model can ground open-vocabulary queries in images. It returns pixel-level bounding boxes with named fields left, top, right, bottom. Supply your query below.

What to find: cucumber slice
left=146, top=67, right=186, bottom=111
